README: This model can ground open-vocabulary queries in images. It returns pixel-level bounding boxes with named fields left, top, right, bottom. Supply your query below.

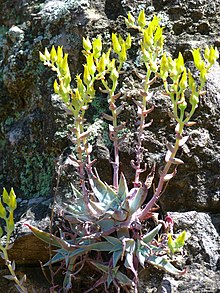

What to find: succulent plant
left=27, top=171, right=186, bottom=291
left=27, top=9, right=219, bottom=293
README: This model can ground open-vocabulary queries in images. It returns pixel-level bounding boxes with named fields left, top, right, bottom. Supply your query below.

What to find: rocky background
left=0, top=0, right=219, bottom=292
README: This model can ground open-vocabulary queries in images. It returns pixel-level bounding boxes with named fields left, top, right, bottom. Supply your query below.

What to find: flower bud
left=83, top=36, right=92, bottom=51
left=137, top=10, right=146, bottom=28
left=112, top=33, right=121, bottom=54
left=0, top=200, right=6, bottom=219
left=9, top=188, right=17, bottom=211
left=92, top=36, right=102, bottom=59
left=50, top=45, right=57, bottom=63
left=6, top=211, right=14, bottom=235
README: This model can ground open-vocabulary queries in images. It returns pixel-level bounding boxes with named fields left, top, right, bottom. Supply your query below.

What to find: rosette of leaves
left=0, top=188, right=27, bottom=292
left=27, top=171, right=186, bottom=292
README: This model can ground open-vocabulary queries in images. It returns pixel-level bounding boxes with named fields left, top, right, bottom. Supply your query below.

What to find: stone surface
left=0, top=0, right=220, bottom=292
left=138, top=211, right=220, bottom=293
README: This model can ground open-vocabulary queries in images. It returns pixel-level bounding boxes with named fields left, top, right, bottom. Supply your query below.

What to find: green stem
left=101, top=79, right=120, bottom=189
left=134, top=67, right=151, bottom=186
left=0, top=246, right=27, bottom=293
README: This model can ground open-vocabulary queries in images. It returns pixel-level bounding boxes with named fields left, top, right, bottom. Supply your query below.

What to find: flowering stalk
left=139, top=45, right=219, bottom=221
left=0, top=188, right=27, bottom=293
left=126, top=14, right=164, bottom=187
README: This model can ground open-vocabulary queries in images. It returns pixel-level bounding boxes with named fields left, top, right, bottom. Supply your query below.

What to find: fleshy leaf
left=3, top=275, right=16, bottom=281
left=91, top=262, right=133, bottom=286
left=89, top=174, right=118, bottom=205
left=147, top=255, right=186, bottom=275
left=142, top=224, right=162, bottom=244
left=25, top=224, right=67, bottom=248
left=113, top=250, right=122, bottom=268
left=118, top=173, right=129, bottom=201
left=128, top=185, right=147, bottom=215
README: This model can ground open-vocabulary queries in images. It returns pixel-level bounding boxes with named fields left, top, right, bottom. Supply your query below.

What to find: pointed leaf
left=142, top=224, right=162, bottom=244
left=102, top=113, right=114, bottom=121
left=44, top=251, right=70, bottom=266
left=98, top=218, right=115, bottom=233
left=165, top=149, right=172, bottom=163
left=124, top=251, right=137, bottom=279
left=103, top=236, right=122, bottom=247
left=179, top=136, right=189, bottom=147
left=170, top=158, right=184, bottom=165
left=11, top=260, right=16, bottom=271
left=19, top=274, right=27, bottom=285
left=129, top=186, right=147, bottom=215
left=118, top=173, right=128, bottom=201
left=3, top=275, right=16, bottom=281
left=91, top=261, right=108, bottom=273
left=88, top=241, right=114, bottom=252
left=113, top=250, right=122, bottom=268
left=89, top=174, right=117, bottom=204
left=91, top=262, right=133, bottom=286
left=174, top=230, right=187, bottom=250
left=115, top=269, right=134, bottom=286
left=147, top=255, right=186, bottom=275
left=137, top=10, right=146, bottom=28
left=89, top=200, right=106, bottom=216
left=25, top=224, right=64, bottom=248
left=164, top=169, right=177, bottom=181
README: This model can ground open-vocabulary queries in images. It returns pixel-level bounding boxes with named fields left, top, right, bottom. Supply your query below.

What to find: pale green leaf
left=142, top=224, right=162, bottom=244
left=147, top=255, right=186, bottom=275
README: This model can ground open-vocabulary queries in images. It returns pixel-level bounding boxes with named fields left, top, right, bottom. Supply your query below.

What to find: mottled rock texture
left=0, top=0, right=219, bottom=292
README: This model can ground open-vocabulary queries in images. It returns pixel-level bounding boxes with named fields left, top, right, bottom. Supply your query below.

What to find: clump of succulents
left=26, top=10, right=219, bottom=293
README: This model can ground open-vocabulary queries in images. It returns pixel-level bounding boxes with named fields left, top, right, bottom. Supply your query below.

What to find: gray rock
left=139, top=211, right=220, bottom=293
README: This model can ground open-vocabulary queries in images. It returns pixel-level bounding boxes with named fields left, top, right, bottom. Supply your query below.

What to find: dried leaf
left=143, top=119, right=153, bottom=129
left=135, top=71, right=146, bottom=80
left=185, top=121, right=197, bottom=127
left=113, top=123, right=126, bottom=132
left=99, top=87, right=109, bottom=93
left=65, top=156, right=79, bottom=168
left=109, top=124, right=114, bottom=132
left=3, top=275, right=16, bottom=281
left=115, top=104, right=125, bottom=116
left=19, top=274, right=27, bottom=285
left=166, top=142, right=174, bottom=152
left=140, top=91, right=153, bottom=102
left=132, top=99, right=143, bottom=108
left=165, top=150, right=172, bottom=162
left=175, top=123, right=180, bottom=133
left=144, top=164, right=155, bottom=189
left=11, top=260, right=16, bottom=271
left=179, top=135, right=189, bottom=147
left=164, top=169, right=177, bottom=181
left=137, top=106, right=142, bottom=116
left=79, top=130, right=90, bottom=140
left=170, top=158, right=184, bottom=165
left=142, top=105, right=154, bottom=116
left=112, top=92, right=121, bottom=100
left=102, top=113, right=114, bottom=121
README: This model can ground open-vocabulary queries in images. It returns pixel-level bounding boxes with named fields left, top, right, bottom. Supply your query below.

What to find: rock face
left=0, top=0, right=219, bottom=292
